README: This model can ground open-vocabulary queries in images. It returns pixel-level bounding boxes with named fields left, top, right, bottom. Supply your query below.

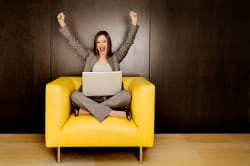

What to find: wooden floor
left=0, top=134, right=250, bottom=166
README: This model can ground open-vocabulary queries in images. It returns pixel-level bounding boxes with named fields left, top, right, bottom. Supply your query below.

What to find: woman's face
left=96, top=35, right=108, bottom=56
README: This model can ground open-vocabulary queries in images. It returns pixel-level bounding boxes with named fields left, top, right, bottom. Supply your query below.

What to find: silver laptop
left=82, top=71, right=122, bottom=96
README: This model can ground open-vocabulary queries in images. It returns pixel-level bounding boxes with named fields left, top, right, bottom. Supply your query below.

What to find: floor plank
left=0, top=134, right=249, bottom=166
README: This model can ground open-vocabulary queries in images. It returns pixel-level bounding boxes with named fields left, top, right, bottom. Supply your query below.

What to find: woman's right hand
left=57, top=12, right=66, bottom=28
left=129, top=11, right=138, bottom=26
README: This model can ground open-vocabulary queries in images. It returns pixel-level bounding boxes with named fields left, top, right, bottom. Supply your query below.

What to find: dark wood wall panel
left=151, top=0, right=250, bottom=132
left=0, top=0, right=50, bottom=132
left=0, top=0, right=249, bottom=133
left=51, top=0, right=150, bottom=79
left=29, top=0, right=51, bottom=133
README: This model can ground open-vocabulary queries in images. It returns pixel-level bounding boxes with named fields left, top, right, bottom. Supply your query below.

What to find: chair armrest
left=45, top=77, right=77, bottom=145
left=129, top=78, right=155, bottom=144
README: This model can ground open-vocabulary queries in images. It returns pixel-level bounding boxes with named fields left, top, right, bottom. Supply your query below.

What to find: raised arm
left=57, top=12, right=89, bottom=61
left=113, top=11, right=139, bottom=63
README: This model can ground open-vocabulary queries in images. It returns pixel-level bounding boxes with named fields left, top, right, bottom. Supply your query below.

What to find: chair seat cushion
left=63, top=114, right=137, bottom=133
left=56, top=114, right=143, bottom=147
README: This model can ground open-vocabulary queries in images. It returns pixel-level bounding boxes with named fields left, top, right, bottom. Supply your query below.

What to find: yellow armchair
left=45, top=77, right=155, bottom=163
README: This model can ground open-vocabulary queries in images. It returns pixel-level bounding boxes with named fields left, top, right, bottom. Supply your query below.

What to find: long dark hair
left=94, top=31, right=112, bottom=57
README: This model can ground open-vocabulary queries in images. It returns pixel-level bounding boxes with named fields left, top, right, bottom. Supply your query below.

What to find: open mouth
left=99, top=47, right=106, bottom=52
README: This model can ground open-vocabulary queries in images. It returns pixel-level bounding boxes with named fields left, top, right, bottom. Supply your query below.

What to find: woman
left=57, top=10, right=139, bottom=122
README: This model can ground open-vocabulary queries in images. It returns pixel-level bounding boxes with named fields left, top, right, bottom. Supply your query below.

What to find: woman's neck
left=98, top=54, right=108, bottom=63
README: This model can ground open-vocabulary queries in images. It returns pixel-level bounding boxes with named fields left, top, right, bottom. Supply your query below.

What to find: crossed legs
left=70, top=90, right=131, bottom=122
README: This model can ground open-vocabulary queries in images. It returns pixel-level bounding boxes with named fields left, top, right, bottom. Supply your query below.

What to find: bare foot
left=78, top=108, right=90, bottom=115
left=109, top=110, right=126, bottom=119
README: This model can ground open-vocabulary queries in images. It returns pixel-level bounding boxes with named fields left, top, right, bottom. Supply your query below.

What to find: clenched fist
left=129, top=11, right=138, bottom=26
left=57, top=12, right=66, bottom=28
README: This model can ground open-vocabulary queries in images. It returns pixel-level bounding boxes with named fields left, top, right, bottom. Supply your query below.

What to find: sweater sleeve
left=113, top=24, right=139, bottom=63
left=59, top=26, right=89, bottom=60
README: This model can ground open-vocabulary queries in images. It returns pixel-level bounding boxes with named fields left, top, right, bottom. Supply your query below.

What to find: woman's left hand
left=129, top=11, right=138, bottom=26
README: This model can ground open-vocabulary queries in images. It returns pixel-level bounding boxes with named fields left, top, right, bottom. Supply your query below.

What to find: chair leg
left=57, top=147, right=61, bottom=163
left=139, top=146, right=143, bottom=163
